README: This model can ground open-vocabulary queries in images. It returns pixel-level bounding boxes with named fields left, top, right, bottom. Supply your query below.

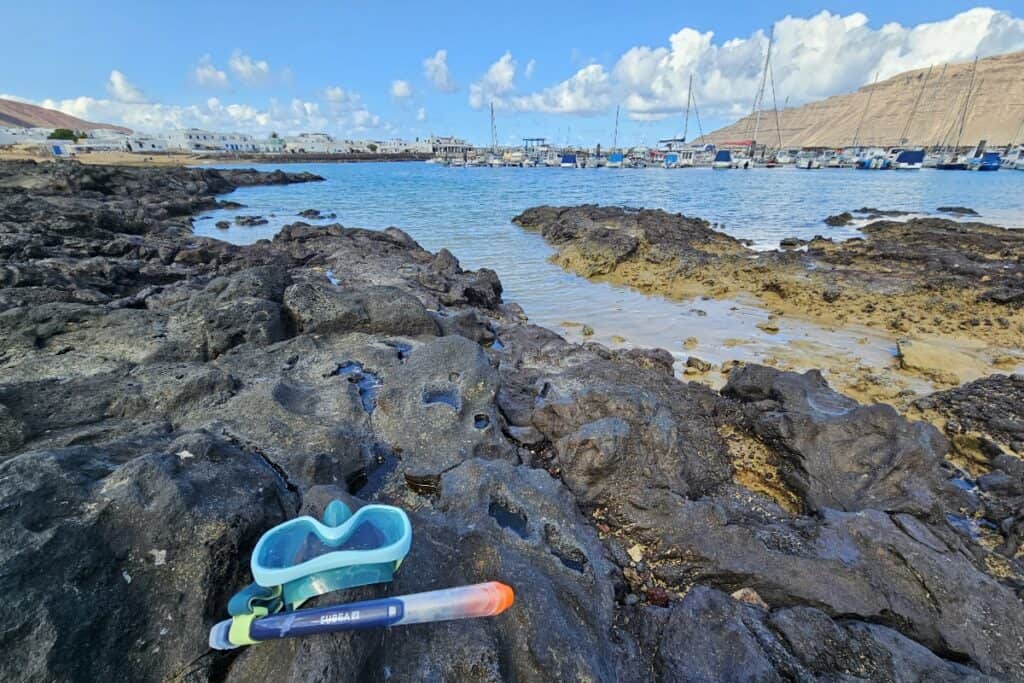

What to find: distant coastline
left=0, top=148, right=432, bottom=166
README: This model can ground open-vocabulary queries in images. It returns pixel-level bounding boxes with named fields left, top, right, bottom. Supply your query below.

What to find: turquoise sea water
left=196, top=163, right=1024, bottom=376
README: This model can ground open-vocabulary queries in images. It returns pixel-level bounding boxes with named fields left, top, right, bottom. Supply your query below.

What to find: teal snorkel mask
left=228, top=500, right=412, bottom=616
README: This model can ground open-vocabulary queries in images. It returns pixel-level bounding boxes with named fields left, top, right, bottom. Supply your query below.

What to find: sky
left=2, top=2, right=1024, bottom=146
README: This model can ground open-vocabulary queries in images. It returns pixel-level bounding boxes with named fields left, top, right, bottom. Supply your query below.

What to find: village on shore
left=4, top=120, right=1023, bottom=171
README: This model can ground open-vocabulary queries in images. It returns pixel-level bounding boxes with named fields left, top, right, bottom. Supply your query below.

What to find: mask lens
left=258, top=519, right=389, bottom=569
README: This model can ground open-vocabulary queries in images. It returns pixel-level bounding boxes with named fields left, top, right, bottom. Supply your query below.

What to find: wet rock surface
left=2, top=162, right=1023, bottom=682
left=512, top=204, right=1024, bottom=350
left=512, top=204, right=1024, bottom=395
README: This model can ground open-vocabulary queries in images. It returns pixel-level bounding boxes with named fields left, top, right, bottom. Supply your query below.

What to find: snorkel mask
left=228, top=499, right=412, bottom=616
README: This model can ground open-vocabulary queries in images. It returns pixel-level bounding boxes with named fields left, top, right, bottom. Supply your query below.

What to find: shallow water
left=196, top=163, right=1024, bottom=385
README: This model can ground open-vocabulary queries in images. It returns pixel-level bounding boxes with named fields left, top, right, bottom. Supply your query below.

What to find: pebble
left=731, top=587, right=769, bottom=609
left=686, top=356, right=713, bottom=373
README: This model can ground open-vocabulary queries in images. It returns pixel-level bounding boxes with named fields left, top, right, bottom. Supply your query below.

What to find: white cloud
left=106, top=70, right=146, bottom=103
left=228, top=50, right=271, bottom=85
left=25, top=86, right=385, bottom=137
left=390, top=79, right=412, bottom=98
left=350, top=109, right=381, bottom=130
left=503, top=7, right=1024, bottom=119
left=416, top=106, right=426, bottom=121
left=508, top=64, right=613, bottom=114
left=323, top=86, right=361, bottom=108
left=525, top=59, right=536, bottom=78
left=321, top=85, right=382, bottom=130
left=469, top=52, right=518, bottom=108
left=423, top=49, right=458, bottom=92
left=193, top=55, right=229, bottom=88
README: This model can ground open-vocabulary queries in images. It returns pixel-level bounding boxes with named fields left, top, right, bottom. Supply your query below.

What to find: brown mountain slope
left=704, top=51, right=1024, bottom=148
left=0, top=98, right=130, bottom=132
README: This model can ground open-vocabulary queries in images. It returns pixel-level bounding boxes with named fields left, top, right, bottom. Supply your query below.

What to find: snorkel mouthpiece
left=209, top=582, right=515, bottom=649
left=208, top=620, right=233, bottom=650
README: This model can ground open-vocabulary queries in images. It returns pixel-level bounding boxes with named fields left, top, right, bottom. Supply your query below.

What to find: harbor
left=4, top=4, right=1024, bottom=681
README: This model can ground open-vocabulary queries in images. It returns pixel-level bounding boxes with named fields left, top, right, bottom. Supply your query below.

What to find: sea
left=195, top=163, right=1024, bottom=376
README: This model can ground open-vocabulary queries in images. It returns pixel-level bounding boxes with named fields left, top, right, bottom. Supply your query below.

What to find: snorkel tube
left=209, top=581, right=515, bottom=650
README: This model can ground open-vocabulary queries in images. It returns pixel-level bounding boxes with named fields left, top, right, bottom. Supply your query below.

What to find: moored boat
left=559, top=153, right=578, bottom=168
left=855, top=148, right=890, bottom=170
left=711, top=150, right=734, bottom=169
left=972, top=151, right=1001, bottom=172
left=891, top=149, right=925, bottom=170
left=935, top=157, right=968, bottom=171
left=795, top=151, right=822, bottom=169
left=1005, top=146, right=1024, bottom=170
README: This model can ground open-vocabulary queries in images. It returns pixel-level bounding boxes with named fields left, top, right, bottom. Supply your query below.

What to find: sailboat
left=888, top=65, right=932, bottom=169
left=936, top=59, right=978, bottom=170
left=678, top=75, right=697, bottom=168
left=607, top=106, right=624, bottom=168
left=852, top=72, right=888, bottom=169
left=1005, top=118, right=1024, bottom=170
left=485, top=103, right=504, bottom=167
left=744, top=26, right=784, bottom=166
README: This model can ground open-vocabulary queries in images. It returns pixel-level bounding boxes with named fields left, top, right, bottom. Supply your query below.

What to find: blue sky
left=2, top=2, right=1023, bottom=145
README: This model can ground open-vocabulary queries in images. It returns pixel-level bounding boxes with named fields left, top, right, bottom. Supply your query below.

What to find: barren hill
left=704, top=51, right=1024, bottom=148
left=0, top=98, right=130, bottom=132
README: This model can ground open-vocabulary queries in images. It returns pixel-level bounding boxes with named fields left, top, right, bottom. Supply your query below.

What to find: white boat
left=1003, top=146, right=1024, bottom=170
left=889, top=148, right=925, bottom=170
left=677, top=149, right=697, bottom=168
left=795, top=151, right=821, bottom=169
left=560, top=153, right=578, bottom=168
left=855, top=148, right=890, bottom=170
left=774, top=149, right=798, bottom=165
left=487, top=154, right=504, bottom=167
left=606, top=151, right=624, bottom=169
left=711, top=150, right=734, bottom=169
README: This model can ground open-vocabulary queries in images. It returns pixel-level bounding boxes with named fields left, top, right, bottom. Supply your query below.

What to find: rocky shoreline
left=1, top=161, right=1022, bottom=681
left=513, top=204, right=1024, bottom=405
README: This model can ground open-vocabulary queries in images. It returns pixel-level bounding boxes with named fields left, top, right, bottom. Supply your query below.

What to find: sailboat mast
left=682, top=75, right=692, bottom=142
left=750, top=26, right=774, bottom=153
left=613, top=106, right=620, bottom=149
left=489, top=102, right=498, bottom=153
left=851, top=71, right=880, bottom=148
left=692, top=89, right=706, bottom=144
left=768, top=62, right=783, bottom=149
left=898, top=65, right=932, bottom=145
left=953, top=58, right=979, bottom=152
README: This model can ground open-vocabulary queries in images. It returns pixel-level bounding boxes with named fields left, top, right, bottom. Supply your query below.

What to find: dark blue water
left=196, top=163, right=1024, bottom=377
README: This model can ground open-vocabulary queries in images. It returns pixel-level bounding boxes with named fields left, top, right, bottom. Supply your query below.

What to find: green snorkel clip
left=227, top=499, right=412, bottom=618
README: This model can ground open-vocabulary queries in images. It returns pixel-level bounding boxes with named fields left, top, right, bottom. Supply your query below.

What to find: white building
left=164, top=129, right=258, bottom=153
left=428, top=135, right=471, bottom=157
left=0, top=127, right=57, bottom=146
left=283, top=133, right=349, bottom=154
left=256, top=137, right=286, bottom=154
left=123, top=135, right=167, bottom=153
left=376, top=138, right=433, bottom=154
